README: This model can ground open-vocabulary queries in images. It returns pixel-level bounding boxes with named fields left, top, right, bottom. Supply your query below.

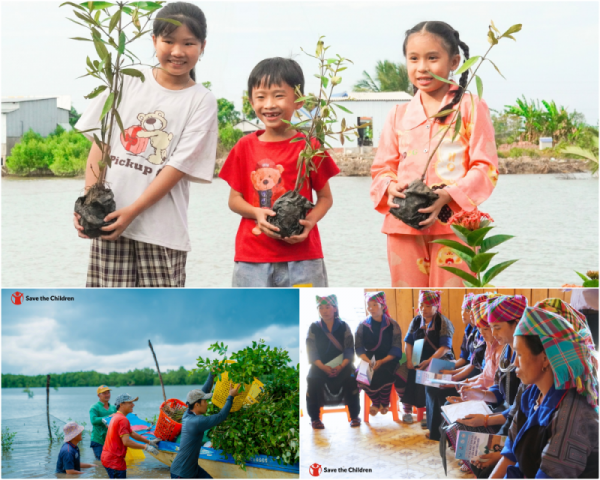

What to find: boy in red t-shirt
left=219, top=57, right=340, bottom=287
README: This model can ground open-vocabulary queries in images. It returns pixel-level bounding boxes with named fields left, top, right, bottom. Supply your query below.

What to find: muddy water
left=2, top=174, right=598, bottom=287
left=1, top=385, right=195, bottom=478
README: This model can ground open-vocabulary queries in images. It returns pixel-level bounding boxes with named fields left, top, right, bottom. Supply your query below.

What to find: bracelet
left=484, top=415, right=489, bottom=428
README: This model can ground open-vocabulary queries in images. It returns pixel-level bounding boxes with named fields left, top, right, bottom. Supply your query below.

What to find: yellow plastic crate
left=212, top=362, right=264, bottom=411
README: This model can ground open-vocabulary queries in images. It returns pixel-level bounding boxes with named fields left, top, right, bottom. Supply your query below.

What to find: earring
left=449, top=70, right=454, bottom=78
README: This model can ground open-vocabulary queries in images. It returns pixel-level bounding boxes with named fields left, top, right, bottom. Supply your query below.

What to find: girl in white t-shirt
left=74, top=2, right=218, bottom=287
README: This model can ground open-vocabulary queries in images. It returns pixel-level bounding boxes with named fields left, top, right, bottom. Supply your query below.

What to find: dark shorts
left=105, top=467, right=127, bottom=478
left=90, top=441, right=103, bottom=460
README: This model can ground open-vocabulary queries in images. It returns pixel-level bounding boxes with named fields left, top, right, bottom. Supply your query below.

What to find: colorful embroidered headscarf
left=472, top=292, right=498, bottom=328
left=365, top=291, right=389, bottom=317
left=462, top=293, right=475, bottom=311
left=316, top=295, right=340, bottom=320
left=515, top=305, right=598, bottom=409
left=419, top=290, right=442, bottom=309
left=487, top=295, right=528, bottom=324
left=534, top=298, right=590, bottom=342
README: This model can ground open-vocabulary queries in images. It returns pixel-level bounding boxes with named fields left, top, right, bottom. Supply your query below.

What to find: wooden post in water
left=46, top=374, right=52, bottom=441
left=148, top=340, right=167, bottom=403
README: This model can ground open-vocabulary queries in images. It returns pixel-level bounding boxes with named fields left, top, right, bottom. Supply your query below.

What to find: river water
left=2, top=174, right=597, bottom=287
left=1, top=385, right=201, bottom=478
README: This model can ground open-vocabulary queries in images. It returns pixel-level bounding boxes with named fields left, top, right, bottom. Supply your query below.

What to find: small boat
left=107, top=413, right=299, bottom=479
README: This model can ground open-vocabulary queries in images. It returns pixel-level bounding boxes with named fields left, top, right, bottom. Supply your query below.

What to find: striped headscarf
left=365, top=291, right=389, bottom=317
left=472, top=292, right=499, bottom=328
left=462, top=293, right=475, bottom=311
left=487, top=295, right=528, bottom=324
left=534, top=298, right=590, bottom=344
left=515, top=305, right=598, bottom=409
left=419, top=290, right=442, bottom=309
left=316, top=295, right=340, bottom=320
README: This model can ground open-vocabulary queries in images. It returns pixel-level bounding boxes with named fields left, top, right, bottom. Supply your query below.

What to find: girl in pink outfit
left=370, top=21, right=499, bottom=287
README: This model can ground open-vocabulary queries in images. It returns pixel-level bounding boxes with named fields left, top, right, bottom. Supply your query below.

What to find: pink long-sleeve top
left=469, top=338, right=502, bottom=390
left=370, top=85, right=499, bottom=235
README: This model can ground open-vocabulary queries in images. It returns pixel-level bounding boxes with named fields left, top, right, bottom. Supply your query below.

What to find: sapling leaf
left=479, top=234, right=514, bottom=253
left=482, top=260, right=519, bottom=285
left=490, top=19, right=501, bottom=34
left=93, top=38, right=109, bottom=60
left=71, top=36, right=93, bottom=41
left=466, top=226, right=494, bottom=247
left=429, top=109, right=458, bottom=119
left=476, top=75, right=484, bottom=99
left=321, top=76, right=329, bottom=88
left=118, top=31, right=126, bottom=54
left=100, top=92, right=114, bottom=121
left=121, top=68, right=145, bottom=80
left=429, top=239, right=475, bottom=258
left=487, top=58, right=506, bottom=79
left=428, top=71, right=454, bottom=85
left=156, top=17, right=182, bottom=26
left=452, top=111, right=462, bottom=142
left=440, top=267, right=481, bottom=287
left=471, top=252, right=497, bottom=273
left=67, top=17, right=88, bottom=28
left=450, top=224, right=472, bottom=244
left=502, top=24, right=522, bottom=37
left=92, top=133, right=103, bottom=151
left=74, top=10, right=96, bottom=25
left=575, top=271, right=590, bottom=282
left=488, top=29, right=498, bottom=45
left=108, top=9, right=120, bottom=32
left=113, top=108, right=125, bottom=135
left=85, top=85, right=107, bottom=99
left=60, top=1, right=87, bottom=11
left=82, top=1, right=115, bottom=10
left=454, top=56, right=480, bottom=75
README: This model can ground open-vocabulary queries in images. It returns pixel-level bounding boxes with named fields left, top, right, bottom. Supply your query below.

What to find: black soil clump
left=267, top=190, right=315, bottom=238
left=389, top=179, right=439, bottom=230
left=74, top=184, right=117, bottom=238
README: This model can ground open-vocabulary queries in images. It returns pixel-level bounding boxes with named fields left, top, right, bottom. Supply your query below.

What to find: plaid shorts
left=87, top=237, right=187, bottom=288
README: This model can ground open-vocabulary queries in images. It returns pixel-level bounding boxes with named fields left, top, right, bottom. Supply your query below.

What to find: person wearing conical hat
left=400, top=290, right=455, bottom=425
left=306, top=294, right=361, bottom=429
left=355, top=292, right=404, bottom=417
left=56, top=422, right=97, bottom=474
left=491, top=300, right=599, bottom=478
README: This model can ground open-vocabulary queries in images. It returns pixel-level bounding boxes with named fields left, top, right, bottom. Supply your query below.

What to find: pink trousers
left=387, top=233, right=472, bottom=287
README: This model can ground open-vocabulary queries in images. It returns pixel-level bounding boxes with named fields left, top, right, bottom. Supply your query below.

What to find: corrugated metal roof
left=2, top=103, right=20, bottom=114
left=332, top=91, right=413, bottom=102
left=1, top=95, right=71, bottom=110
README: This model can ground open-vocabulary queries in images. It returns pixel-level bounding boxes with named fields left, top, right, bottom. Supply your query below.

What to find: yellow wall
left=364, top=289, right=572, bottom=359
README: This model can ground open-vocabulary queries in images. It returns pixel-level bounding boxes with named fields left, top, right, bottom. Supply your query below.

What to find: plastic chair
left=413, top=406, right=426, bottom=421
left=319, top=405, right=351, bottom=422
left=363, top=388, right=399, bottom=423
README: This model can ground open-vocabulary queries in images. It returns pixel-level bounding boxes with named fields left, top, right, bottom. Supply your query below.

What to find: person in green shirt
left=90, top=385, right=117, bottom=460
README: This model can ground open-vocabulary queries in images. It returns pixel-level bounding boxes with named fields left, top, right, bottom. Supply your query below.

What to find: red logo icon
left=11, top=292, right=24, bottom=305
left=309, top=463, right=322, bottom=477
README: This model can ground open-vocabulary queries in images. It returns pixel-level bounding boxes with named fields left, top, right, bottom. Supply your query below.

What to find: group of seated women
left=305, top=290, right=599, bottom=478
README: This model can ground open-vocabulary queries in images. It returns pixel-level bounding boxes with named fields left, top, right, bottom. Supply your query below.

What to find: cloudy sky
left=2, top=289, right=299, bottom=375
left=1, top=1, right=598, bottom=124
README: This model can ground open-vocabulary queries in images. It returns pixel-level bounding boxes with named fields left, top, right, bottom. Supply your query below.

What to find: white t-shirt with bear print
left=76, top=67, right=218, bottom=252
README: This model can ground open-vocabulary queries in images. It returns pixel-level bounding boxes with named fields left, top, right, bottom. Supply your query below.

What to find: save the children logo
left=11, top=292, right=24, bottom=305
left=309, top=464, right=322, bottom=477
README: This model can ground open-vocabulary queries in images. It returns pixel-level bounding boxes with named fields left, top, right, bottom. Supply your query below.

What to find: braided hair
left=403, top=21, right=470, bottom=122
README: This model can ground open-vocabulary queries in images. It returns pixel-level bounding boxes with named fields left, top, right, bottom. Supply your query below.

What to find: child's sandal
left=311, top=420, right=325, bottom=429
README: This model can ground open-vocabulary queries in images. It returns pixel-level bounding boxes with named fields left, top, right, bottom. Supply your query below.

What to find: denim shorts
left=105, top=467, right=127, bottom=478
left=232, top=259, right=328, bottom=287
left=90, top=441, right=103, bottom=460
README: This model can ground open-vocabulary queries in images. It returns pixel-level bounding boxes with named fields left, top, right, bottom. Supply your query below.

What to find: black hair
left=247, top=58, right=304, bottom=100
left=403, top=21, right=470, bottom=122
left=153, top=2, right=207, bottom=81
left=521, top=335, right=545, bottom=356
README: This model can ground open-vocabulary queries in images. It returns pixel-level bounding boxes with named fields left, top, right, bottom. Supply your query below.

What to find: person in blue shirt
left=169, top=373, right=240, bottom=479
left=56, top=421, right=96, bottom=475
left=491, top=299, right=599, bottom=478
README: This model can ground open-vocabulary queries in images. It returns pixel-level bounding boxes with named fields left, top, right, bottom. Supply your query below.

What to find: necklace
left=533, top=391, right=544, bottom=411
left=152, top=68, right=194, bottom=90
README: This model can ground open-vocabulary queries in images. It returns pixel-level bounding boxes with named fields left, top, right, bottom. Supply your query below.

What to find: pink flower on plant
left=447, top=208, right=494, bottom=231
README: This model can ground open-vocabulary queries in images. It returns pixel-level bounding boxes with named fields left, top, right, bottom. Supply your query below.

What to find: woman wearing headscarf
left=491, top=298, right=599, bottom=478
left=400, top=290, right=455, bottom=425
left=355, top=291, right=403, bottom=416
left=306, top=294, right=361, bottom=429
left=428, top=293, right=500, bottom=442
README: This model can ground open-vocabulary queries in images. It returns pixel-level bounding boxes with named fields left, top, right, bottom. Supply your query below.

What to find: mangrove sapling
left=266, top=37, right=363, bottom=238
left=391, top=21, right=522, bottom=230
left=63, top=0, right=168, bottom=237
left=1, top=427, right=17, bottom=452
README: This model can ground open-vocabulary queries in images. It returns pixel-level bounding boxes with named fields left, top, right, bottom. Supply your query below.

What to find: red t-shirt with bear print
left=219, top=130, right=340, bottom=263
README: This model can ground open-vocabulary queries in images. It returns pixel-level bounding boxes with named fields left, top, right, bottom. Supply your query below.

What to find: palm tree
left=353, top=60, right=412, bottom=94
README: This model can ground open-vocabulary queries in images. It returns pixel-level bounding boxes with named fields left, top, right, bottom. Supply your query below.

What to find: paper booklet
left=357, top=357, right=376, bottom=386
left=455, top=431, right=507, bottom=462
left=412, top=339, right=424, bottom=365
left=325, top=354, right=344, bottom=368
left=415, top=358, right=454, bottom=388
left=441, top=400, right=493, bottom=424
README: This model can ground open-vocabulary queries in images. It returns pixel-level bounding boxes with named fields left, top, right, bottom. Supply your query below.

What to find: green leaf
left=470, top=252, right=497, bottom=273
left=84, top=85, right=107, bottom=99
left=156, top=17, right=182, bottom=26
left=454, top=56, right=480, bottom=75
left=488, top=30, right=498, bottom=45
left=490, top=20, right=501, bottom=34
left=70, top=37, right=92, bottom=42
left=583, top=279, right=600, bottom=288
left=466, top=226, right=494, bottom=247
left=113, top=108, right=125, bottom=135
left=334, top=103, right=352, bottom=114
left=475, top=75, right=483, bottom=99
left=108, top=9, right=120, bottom=32
left=100, top=92, right=114, bottom=121
left=428, top=71, right=454, bottom=85
left=440, top=266, right=481, bottom=287
left=118, top=31, right=126, bottom=54
left=487, top=59, right=506, bottom=79
left=93, top=38, right=109, bottom=60
left=121, top=68, right=145, bottom=81
left=575, top=271, right=590, bottom=282
left=480, top=234, right=514, bottom=253
left=429, top=239, right=474, bottom=258
left=80, top=1, right=115, bottom=10
left=481, top=260, right=519, bottom=285
left=450, top=224, right=471, bottom=244
left=60, top=1, right=87, bottom=11
left=321, top=76, right=329, bottom=88
left=502, top=24, right=522, bottom=37
left=452, top=111, right=462, bottom=142
left=429, top=108, right=457, bottom=119
left=129, top=1, right=163, bottom=11
left=74, top=10, right=97, bottom=25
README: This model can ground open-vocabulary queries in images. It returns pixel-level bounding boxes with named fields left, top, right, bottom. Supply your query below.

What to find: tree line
left=1, top=367, right=210, bottom=389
